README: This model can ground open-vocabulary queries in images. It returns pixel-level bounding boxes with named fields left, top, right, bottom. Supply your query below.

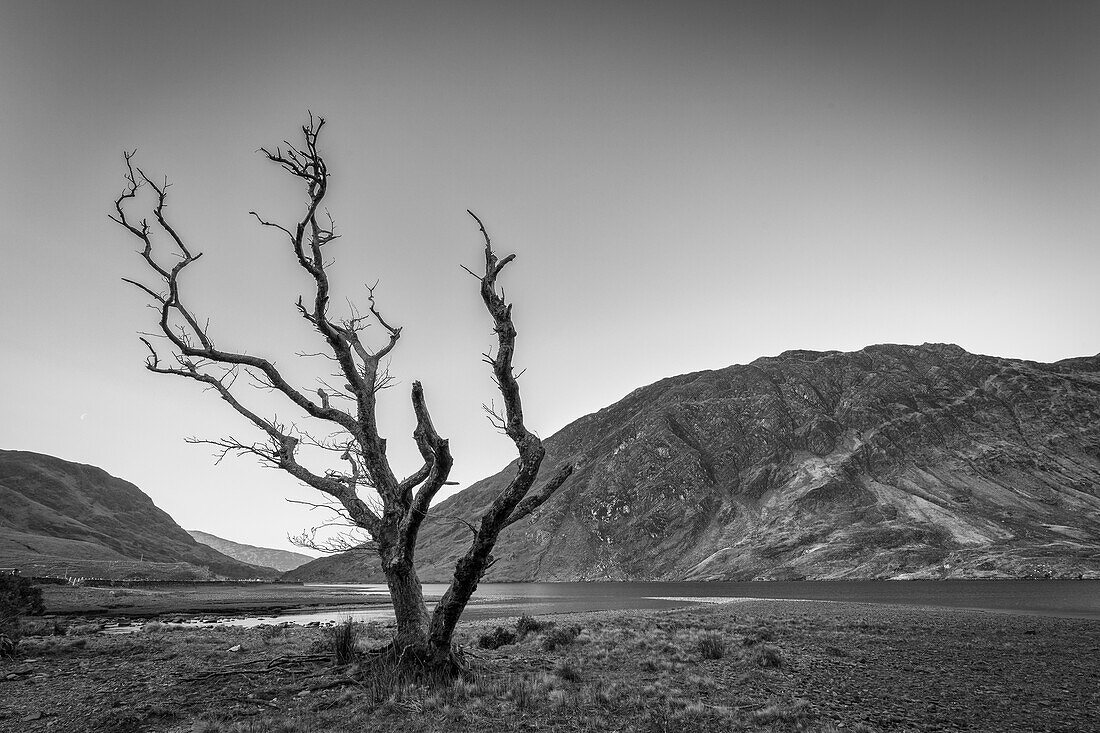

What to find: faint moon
left=79, top=413, right=88, bottom=421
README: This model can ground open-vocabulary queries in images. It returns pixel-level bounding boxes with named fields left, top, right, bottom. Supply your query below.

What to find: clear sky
left=1, top=1, right=1097, bottom=554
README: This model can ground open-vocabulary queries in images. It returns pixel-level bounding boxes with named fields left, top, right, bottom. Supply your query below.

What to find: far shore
left=40, top=582, right=396, bottom=620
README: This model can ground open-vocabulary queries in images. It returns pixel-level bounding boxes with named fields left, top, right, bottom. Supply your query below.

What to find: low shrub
left=259, top=623, right=289, bottom=643
left=477, top=625, right=517, bottom=649
left=541, top=625, right=582, bottom=651
left=0, top=574, right=44, bottom=617
left=1, top=574, right=45, bottom=657
left=22, top=617, right=68, bottom=637
left=67, top=623, right=103, bottom=636
left=515, top=614, right=549, bottom=640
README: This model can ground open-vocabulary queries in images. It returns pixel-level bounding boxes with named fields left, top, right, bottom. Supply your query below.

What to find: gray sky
left=1, top=1, right=1097, bottom=553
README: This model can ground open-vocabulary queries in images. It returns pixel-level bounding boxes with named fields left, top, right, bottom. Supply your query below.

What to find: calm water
left=211, top=580, right=1100, bottom=628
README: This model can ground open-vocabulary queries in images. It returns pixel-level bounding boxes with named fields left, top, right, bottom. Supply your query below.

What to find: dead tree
left=111, top=116, right=573, bottom=671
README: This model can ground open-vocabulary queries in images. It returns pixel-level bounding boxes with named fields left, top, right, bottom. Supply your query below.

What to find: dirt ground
left=1, top=599, right=1098, bottom=732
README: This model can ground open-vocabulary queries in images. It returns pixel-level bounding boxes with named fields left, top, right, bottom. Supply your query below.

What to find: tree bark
left=382, top=558, right=431, bottom=650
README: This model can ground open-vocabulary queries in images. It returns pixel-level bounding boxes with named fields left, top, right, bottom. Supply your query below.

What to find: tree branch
left=503, top=463, right=574, bottom=527
left=111, top=120, right=403, bottom=534
left=466, top=210, right=552, bottom=529
left=397, top=381, right=453, bottom=558
left=428, top=213, right=574, bottom=649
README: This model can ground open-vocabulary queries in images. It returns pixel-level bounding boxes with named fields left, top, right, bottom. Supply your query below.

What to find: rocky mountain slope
left=188, top=530, right=315, bottom=572
left=285, top=344, right=1100, bottom=582
left=0, top=450, right=276, bottom=579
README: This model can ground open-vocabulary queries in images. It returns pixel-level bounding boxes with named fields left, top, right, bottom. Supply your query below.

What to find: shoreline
left=39, top=583, right=397, bottom=621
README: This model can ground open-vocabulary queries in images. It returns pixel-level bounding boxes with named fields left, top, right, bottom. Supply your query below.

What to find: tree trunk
left=379, top=543, right=431, bottom=651
left=381, top=551, right=466, bottom=677
left=427, top=535, right=499, bottom=654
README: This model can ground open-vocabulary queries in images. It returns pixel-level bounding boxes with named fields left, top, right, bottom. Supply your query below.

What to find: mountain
left=0, top=450, right=276, bottom=580
left=187, top=530, right=315, bottom=572
left=285, top=343, right=1100, bottom=582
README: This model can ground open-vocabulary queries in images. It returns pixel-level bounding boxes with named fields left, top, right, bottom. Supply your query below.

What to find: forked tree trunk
left=380, top=538, right=480, bottom=662
left=113, top=119, right=574, bottom=682
left=381, top=553, right=467, bottom=674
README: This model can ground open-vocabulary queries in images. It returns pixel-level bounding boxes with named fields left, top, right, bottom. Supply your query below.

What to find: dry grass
left=2, top=607, right=805, bottom=732
left=750, top=642, right=784, bottom=668
left=5, top=600, right=1097, bottom=732
left=329, top=617, right=362, bottom=665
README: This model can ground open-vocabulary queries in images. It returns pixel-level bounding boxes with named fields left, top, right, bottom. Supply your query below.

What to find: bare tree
left=111, top=116, right=573, bottom=672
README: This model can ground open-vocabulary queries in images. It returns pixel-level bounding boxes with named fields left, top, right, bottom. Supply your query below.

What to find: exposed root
left=359, top=640, right=471, bottom=689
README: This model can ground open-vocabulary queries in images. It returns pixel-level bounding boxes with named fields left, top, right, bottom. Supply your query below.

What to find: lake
left=215, top=579, right=1100, bottom=628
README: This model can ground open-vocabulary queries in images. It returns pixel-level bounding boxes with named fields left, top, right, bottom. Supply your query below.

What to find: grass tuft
left=752, top=698, right=812, bottom=728
left=329, top=617, right=361, bottom=666
left=750, top=642, right=784, bottom=668
left=554, top=659, right=583, bottom=682
left=697, top=630, right=726, bottom=660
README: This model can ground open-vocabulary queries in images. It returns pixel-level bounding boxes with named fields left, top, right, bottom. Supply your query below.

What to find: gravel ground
left=715, top=601, right=1100, bottom=732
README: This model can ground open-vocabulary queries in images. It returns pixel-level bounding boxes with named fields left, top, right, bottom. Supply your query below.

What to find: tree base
left=360, top=640, right=470, bottom=687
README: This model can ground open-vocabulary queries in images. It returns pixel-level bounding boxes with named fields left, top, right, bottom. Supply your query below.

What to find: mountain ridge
left=187, top=530, right=315, bottom=573
left=285, top=343, right=1100, bottom=583
left=0, top=450, right=276, bottom=580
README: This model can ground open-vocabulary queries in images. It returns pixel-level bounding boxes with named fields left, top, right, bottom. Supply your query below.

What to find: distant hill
left=286, top=343, right=1100, bottom=583
left=187, top=530, right=315, bottom=572
left=0, top=450, right=276, bottom=580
